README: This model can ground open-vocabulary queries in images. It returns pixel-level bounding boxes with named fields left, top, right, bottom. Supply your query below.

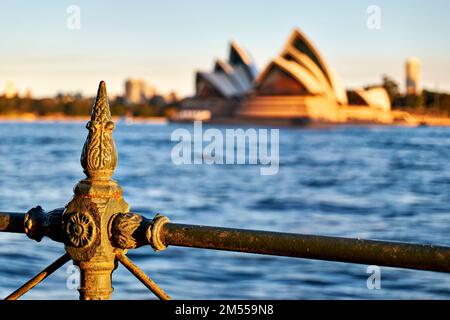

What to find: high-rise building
left=124, top=78, right=152, bottom=104
left=5, top=81, right=18, bottom=99
left=165, top=91, right=179, bottom=104
left=406, top=57, right=421, bottom=96
left=24, top=88, right=33, bottom=99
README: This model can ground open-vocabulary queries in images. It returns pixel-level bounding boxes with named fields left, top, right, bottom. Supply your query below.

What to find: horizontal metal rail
left=161, top=223, right=450, bottom=273
left=2, top=212, right=449, bottom=273
left=0, top=212, right=25, bottom=234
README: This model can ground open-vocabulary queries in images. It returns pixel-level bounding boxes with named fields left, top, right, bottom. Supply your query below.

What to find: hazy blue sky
left=0, top=0, right=449, bottom=97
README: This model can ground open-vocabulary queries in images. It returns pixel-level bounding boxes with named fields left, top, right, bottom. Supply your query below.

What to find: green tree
left=382, top=75, right=401, bottom=106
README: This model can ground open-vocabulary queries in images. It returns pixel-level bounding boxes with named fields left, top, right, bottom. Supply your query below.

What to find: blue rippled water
left=0, top=122, right=449, bottom=299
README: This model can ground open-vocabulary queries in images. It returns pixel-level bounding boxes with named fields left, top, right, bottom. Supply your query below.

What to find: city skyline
left=1, top=0, right=449, bottom=98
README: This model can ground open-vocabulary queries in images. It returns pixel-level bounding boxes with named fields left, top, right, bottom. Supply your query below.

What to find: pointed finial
left=80, top=81, right=118, bottom=180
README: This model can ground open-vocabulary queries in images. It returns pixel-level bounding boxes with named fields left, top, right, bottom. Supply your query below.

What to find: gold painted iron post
left=62, top=81, right=169, bottom=300
left=0, top=81, right=170, bottom=300
left=62, top=81, right=129, bottom=300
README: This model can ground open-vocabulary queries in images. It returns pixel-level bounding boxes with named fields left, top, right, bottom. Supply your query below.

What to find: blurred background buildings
left=1, top=26, right=449, bottom=125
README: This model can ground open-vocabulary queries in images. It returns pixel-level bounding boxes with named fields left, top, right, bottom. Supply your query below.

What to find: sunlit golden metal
left=115, top=251, right=171, bottom=300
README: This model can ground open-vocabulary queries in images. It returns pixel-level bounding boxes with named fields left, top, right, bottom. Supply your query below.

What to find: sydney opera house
left=179, top=28, right=412, bottom=125
left=179, top=41, right=258, bottom=118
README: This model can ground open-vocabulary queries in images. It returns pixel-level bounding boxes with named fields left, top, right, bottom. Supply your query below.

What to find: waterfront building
left=4, top=81, right=18, bottom=99
left=237, top=28, right=395, bottom=124
left=179, top=41, right=258, bottom=118
left=351, top=87, right=391, bottom=112
left=406, top=57, right=421, bottom=96
left=125, top=78, right=153, bottom=104
left=165, top=91, right=180, bottom=104
left=237, top=29, right=346, bottom=122
left=178, top=27, right=406, bottom=125
left=24, top=88, right=33, bottom=99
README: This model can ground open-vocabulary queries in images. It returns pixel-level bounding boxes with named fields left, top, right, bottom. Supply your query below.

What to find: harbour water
left=0, top=122, right=449, bottom=299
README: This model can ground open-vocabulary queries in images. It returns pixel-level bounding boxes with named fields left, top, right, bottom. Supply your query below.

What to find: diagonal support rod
left=5, top=253, right=71, bottom=300
left=115, top=251, right=171, bottom=300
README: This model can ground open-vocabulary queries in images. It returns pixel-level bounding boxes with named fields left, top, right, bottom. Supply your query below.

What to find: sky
left=0, top=0, right=449, bottom=98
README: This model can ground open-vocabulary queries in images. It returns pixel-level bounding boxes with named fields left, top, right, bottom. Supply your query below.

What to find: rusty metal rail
left=0, top=81, right=449, bottom=300
left=0, top=212, right=26, bottom=234
left=161, top=223, right=450, bottom=273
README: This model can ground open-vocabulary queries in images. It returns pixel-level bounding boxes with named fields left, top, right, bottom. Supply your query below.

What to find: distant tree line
left=0, top=95, right=179, bottom=118
left=382, top=75, right=450, bottom=116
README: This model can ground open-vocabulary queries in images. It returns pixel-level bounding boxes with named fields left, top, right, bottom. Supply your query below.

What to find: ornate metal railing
left=0, top=81, right=449, bottom=300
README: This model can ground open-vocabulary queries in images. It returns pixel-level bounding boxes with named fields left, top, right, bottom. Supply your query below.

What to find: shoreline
left=2, top=113, right=450, bottom=127
left=0, top=114, right=168, bottom=124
